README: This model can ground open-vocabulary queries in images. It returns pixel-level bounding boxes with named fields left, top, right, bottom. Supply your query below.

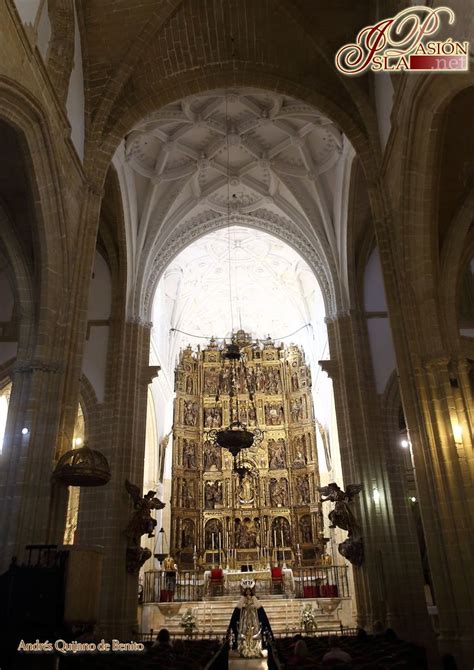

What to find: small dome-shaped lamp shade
left=53, top=444, right=111, bottom=486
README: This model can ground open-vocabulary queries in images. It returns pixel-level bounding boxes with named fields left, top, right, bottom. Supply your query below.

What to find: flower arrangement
left=180, top=608, right=198, bottom=635
left=301, top=604, right=318, bottom=632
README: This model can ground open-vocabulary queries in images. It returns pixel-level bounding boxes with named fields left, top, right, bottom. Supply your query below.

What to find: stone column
left=75, top=319, right=157, bottom=637
left=398, top=354, right=474, bottom=666
left=0, top=358, right=66, bottom=567
left=322, top=309, right=435, bottom=649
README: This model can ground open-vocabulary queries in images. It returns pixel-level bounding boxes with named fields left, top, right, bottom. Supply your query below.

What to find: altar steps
left=141, top=598, right=344, bottom=637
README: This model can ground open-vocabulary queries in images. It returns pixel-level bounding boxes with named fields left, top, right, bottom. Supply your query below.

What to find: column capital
left=13, top=359, right=65, bottom=375
left=143, top=365, right=160, bottom=385
left=318, top=359, right=338, bottom=380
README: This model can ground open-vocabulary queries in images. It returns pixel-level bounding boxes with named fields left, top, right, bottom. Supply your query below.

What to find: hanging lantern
left=53, top=444, right=111, bottom=487
left=208, top=340, right=263, bottom=459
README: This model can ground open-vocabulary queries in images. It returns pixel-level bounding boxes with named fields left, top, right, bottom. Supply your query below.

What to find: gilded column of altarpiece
left=170, top=332, right=324, bottom=568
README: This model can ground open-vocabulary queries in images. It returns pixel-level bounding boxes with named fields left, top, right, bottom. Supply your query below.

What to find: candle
left=194, top=544, right=197, bottom=554
left=273, top=530, right=277, bottom=548
left=212, top=533, right=215, bottom=551
left=219, top=532, right=222, bottom=551
left=280, top=529, right=284, bottom=548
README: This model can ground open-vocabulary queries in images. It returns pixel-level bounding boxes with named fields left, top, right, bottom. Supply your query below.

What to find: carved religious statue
left=204, top=407, right=222, bottom=428
left=318, top=482, right=364, bottom=566
left=205, top=480, right=223, bottom=508
left=184, top=400, right=198, bottom=426
left=239, top=473, right=255, bottom=504
left=183, top=439, right=196, bottom=468
left=268, top=438, right=286, bottom=469
left=124, top=480, right=165, bottom=573
left=299, top=515, right=312, bottom=543
left=295, top=474, right=310, bottom=504
left=269, top=477, right=289, bottom=507
left=204, top=440, right=221, bottom=470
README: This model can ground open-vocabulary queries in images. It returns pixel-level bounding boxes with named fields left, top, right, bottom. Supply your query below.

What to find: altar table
left=203, top=568, right=294, bottom=596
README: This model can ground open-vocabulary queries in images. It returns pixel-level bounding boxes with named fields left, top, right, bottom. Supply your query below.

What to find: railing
left=143, top=565, right=350, bottom=603
left=143, top=570, right=203, bottom=603
left=293, top=565, right=350, bottom=599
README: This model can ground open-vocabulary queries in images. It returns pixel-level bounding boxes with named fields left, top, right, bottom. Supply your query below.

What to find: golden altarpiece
left=170, top=332, right=324, bottom=568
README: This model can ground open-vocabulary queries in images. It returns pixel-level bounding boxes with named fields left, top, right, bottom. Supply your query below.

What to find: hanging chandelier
left=207, top=338, right=263, bottom=464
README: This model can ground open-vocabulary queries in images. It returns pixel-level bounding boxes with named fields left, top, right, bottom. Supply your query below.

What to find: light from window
left=0, top=391, right=10, bottom=454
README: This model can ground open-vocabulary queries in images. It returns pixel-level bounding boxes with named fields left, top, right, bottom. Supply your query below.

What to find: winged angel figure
left=124, top=480, right=166, bottom=543
left=318, top=482, right=364, bottom=566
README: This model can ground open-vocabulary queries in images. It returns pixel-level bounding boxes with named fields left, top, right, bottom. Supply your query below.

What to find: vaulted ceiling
left=113, top=88, right=355, bottom=317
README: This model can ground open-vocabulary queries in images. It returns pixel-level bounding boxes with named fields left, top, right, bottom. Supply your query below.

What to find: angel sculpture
left=318, top=482, right=364, bottom=566
left=124, top=480, right=166, bottom=542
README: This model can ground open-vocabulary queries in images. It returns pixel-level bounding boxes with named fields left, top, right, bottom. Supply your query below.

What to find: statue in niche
left=239, top=405, right=248, bottom=425
left=293, top=437, right=306, bottom=468
left=267, top=368, right=281, bottom=394
left=181, top=519, right=195, bottom=548
left=186, top=375, right=194, bottom=394
left=204, top=440, right=221, bottom=470
left=295, top=474, right=310, bottom=504
left=268, top=439, right=286, bottom=470
left=183, top=440, right=196, bottom=469
left=269, top=478, right=288, bottom=507
left=184, top=400, right=198, bottom=426
left=300, top=515, right=312, bottom=543
left=291, top=371, right=299, bottom=391
left=290, top=398, right=303, bottom=422
left=248, top=404, right=256, bottom=424
left=205, top=480, right=223, bottom=509
left=239, top=473, right=255, bottom=504
left=318, top=482, right=364, bottom=566
left=255, top=365, right=265, bottom=392
left=204, top=368, right=219, bottom=394
left=265, top=403, right=283, bottom=425
left=204, top=407, right=221, bottom=428
left=182, top=479, right=194, bottom=508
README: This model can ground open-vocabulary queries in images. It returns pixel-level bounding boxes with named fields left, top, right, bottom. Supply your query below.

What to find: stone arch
left=141, top=214, right=338, bottom=321
left=79, top=373, right=101, bottom=447
left=0, top=76, right=69, bottom=353
left=0, top=200, right=35, bottom=359
left=396, top=75, right=474, bottom=350
left=439, top=183, right=474, bottom=347
left=46, top=0, right=75, bottom=103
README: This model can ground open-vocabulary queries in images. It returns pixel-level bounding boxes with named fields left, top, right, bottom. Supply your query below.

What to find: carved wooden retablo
left=170, top=334, right=325, bottom=567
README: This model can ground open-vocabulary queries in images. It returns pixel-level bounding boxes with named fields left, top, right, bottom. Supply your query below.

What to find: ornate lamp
left=53, top=443, right=111, bottom=486
left=208, top=340, right=263, bottom=467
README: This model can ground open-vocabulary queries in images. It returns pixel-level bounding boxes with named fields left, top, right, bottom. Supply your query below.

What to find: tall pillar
left=399, top=354, right=474, bottom=666
left=0, top=183, right=104, bottom=569
left=323, top=310, right=435, bottom=650
left=0, top=358, right=66, bottom=567
left=75, top=318, right=155, bottom=637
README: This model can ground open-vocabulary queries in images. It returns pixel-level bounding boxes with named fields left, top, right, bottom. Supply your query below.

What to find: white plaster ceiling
left=151, top=226, right=328, bottom=377
left=113, top=88, right=355, bottom=317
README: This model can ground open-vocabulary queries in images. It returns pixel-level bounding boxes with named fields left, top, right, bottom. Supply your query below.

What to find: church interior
left=0, top=1, right=473, bottom=669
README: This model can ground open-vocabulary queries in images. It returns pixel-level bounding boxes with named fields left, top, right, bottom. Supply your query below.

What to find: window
left=0, top=382, right=12, bottom=454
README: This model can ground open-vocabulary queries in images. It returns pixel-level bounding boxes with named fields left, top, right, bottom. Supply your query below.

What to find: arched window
left=0, top=382, right=12, bottom=454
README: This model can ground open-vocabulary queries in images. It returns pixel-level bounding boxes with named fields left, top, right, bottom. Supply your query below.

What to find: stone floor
left=228, top=649, right=268, bottom=669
